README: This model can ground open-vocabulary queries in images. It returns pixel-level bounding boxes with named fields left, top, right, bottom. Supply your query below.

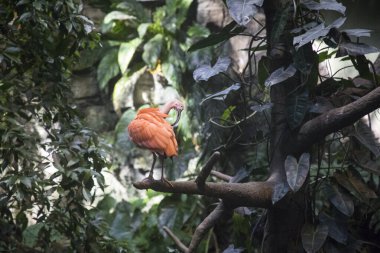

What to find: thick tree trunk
left=263, top=1, right=307, bottom=252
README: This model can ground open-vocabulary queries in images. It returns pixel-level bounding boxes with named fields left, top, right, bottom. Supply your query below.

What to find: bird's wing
left=128, top=115, right=177, bottom=156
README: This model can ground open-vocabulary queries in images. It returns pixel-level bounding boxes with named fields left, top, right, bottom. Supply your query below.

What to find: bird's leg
left=148, top=152, right=157, bottom=180
left=160, top=155, right=173, bottom=187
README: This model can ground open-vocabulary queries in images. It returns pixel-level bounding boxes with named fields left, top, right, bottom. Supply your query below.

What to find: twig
left=163, top=226, right=189, bottom=253
left=210, top=170, right=232, bottom=182
left=195, top=151, right=221, bottom=188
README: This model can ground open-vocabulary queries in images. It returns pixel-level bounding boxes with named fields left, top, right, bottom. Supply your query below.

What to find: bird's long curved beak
left=171, top=108, right=182, bottom=127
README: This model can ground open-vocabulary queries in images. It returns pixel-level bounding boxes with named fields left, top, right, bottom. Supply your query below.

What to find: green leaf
left=226, top=0, right=264, bottom=26
left=97, top=48, right=120, bottom=90
left=142, top=34, right=163, bottom=68
left=301, top=223, right=329, bottom=253
left=334, top=169, right=377, bottom=202
left=193, top=57, right=231, bottom=81
left=285, top=153, right=310, bottom=192
left=325, top=184, right=354, bottom=216
left=112, top=67, right=147, bottom=113
left=23, top=223, right=44, bottom=247
left=302, top=0, right=346, bottom=15
left=162, top=61, right=181, bottom=87
left=118, top=38, right=142, bottom=73
left=265, top=65, right=297, bottom=87
left=82, top=187, right=92, bottom=202
left=286, top=89, right=310, bottom=129
left=294, top=17, right=346, bottom=49
left=200, top=83, right=240, bottom=105
left=272, top=182, right=290, bottom=204
left=188, top=21, right=246, bottom=52
left=137, top=23, right=151, bottom=38
left=340, top=42, right=379, bottom=56
left=20, top=176, right=32, bottom=188
left=319, top=212, right=348, bottom=244
left=353, top=120, right=380, bottom=158
left=103, top=11, right=136, bottom=24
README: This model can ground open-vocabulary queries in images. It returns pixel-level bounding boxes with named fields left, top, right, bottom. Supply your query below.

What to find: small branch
left=294, top=86, right=380, bottom=153
left=195, top=151, right=221, bottom=188
left=187, top=202, right=232, bottom=252
left=210, top=170, right=232, bottom=182
left=163, top=202, right=233, bottom=253
left=163, top=226, right=189, bottom=252
left=133, top=179, right=274, bottom=208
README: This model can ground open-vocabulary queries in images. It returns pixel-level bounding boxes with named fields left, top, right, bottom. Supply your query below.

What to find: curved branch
left=187, top=202, right=232, bottom=252
left=195, top=151, right=221, bottom=188
left=163, top=202, right=233, bottom=253
left=133, top=179, right=274, bottom=208
left=295, top=86, right=380, bottom=152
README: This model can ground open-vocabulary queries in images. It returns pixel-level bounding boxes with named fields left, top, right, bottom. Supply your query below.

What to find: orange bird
left=128, top=100, right=184, bottom=184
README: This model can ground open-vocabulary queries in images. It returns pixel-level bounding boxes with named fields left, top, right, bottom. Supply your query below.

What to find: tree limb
left=195, top=151, right=221, bottom=188
left=210, top=170, right=232, bottom=182
left=163, top=202, right=233, bottom=253
left=294, top=86, right=380, bottom=152
left=187, top=202, right=232, bottom=252
left=133, top=179, right=274, bottom=208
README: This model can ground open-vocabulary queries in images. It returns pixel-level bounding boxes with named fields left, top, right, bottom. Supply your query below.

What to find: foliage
left=189, top=0, right=380, bottom=252
left=0, top=0, right=124, bottom=251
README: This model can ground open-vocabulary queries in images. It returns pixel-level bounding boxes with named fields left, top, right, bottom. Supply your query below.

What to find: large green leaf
left=339, top=42, right=379, bottom=56
left=226, top=0, right=264, bottom=26
left=265, top=65, right=297, bottom=87
left=97, top=48, right=120, bottom=90
left=285, top=153, right=310, bottom=192
left=293, top=17, right=346, bottom=49
left=188, top=21, right=245, bottom=52
left=103, top=11, right=136, bottom=24
left=334, top=169, right=377, bottom=202
left=142, top=34, right=163, bottom=68
left=22, top=223, right=44, bottom=247
left=301, top=223, right=329, bottom=253
left=112, top=67, right=147, bottom=113
left=325, top=183, right=354, bottom=216
left=118, top=38, right=142, bottom=73
left=200, top=83, right=241, bottom=105
left=319, top=212, right=348, bottom=244
left=193, top=57, right=231, bottom=82
left=353, top=120, right=380, bottom=158
left=272, top=182, right=290, bottom=204
left=302, top=0, right=346, bottom=15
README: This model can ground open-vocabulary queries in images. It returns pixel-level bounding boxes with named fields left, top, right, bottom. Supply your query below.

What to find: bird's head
left=162, top=99, right=184, bottom=127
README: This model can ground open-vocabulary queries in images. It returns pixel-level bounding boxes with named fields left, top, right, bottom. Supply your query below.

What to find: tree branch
left=195, top=151, right=221, bottom=188
left=133, top=179, right=274, bottom=208
left=210, top=170, right=232, bottom=181
left=294, top=86, right=380, bottom=152
left=163, top=202, right=233, bottom=253
left=187, top=202, right=232, bottom=252
left=163, top=226, right=189, bottom=252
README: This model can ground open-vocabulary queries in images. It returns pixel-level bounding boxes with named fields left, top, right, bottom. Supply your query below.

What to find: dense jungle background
left=1, top=0, right=380, bottom=252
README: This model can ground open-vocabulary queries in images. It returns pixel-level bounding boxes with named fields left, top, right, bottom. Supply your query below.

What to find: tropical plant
left=0, top=0, right=125, bottom=251
left=132, top=0, right=380, bottom=252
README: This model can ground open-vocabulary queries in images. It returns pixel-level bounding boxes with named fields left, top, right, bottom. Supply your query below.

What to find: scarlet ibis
left=128, top=100, right=184, bottom=184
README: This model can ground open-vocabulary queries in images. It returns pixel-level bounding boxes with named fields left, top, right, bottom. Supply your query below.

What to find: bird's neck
left=159, top=101, right=173, bottom=114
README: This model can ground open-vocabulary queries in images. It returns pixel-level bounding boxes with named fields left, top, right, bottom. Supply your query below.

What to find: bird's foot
left=142, top=176, right=155, bottom=184
left=161, top=177, right=173, bottom=188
